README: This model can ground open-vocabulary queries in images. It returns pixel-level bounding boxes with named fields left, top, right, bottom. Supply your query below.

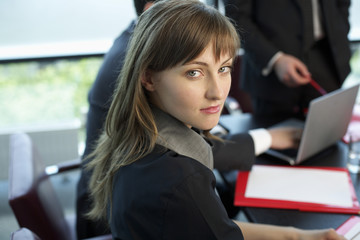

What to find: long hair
left=86, top=0, right=240, bottom=221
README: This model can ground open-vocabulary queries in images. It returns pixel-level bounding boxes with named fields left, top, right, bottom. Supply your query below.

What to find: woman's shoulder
left=115, top=144, right=214, bottom=188
left=135, top=144, right=210, bottom=171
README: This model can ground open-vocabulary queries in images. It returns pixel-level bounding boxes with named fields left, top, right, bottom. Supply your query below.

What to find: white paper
left=245, top=165, right=354, bottom=207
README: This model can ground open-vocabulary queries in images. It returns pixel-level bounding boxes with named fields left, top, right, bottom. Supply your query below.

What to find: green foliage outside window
left=351, top=47, right=360, bottom=75
left=0, top=57, right=103, bottom=128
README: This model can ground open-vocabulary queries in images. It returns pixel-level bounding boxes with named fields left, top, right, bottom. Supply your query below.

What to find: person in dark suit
left=85, top=1, right=345, bottom=238
left=224, top=0, right=352, bottom=119
left=76, top=0, right=302, bottom=238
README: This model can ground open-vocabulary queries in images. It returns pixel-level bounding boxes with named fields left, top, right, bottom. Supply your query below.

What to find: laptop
left=266, top=84, right=359, bottom=165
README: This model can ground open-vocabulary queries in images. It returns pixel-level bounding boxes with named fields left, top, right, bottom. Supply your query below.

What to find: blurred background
left=0, top=0, right=359, bottom=239
left=0, top=1, right=135, bottom=239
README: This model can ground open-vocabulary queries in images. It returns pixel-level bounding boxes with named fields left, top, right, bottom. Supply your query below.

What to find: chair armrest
left=45, top=158, right=81, bottom=176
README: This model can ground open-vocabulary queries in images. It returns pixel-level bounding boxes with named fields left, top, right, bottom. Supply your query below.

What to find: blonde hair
left=86, top=0, right=240, bottom=221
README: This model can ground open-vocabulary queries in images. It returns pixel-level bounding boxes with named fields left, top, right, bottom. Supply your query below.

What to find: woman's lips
left=200, top=105, right=220, bottom=114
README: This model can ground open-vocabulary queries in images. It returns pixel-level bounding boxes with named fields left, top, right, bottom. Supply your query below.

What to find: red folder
left=234, top=165, right=360, bottom=214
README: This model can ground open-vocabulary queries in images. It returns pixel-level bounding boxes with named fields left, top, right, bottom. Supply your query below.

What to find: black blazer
left=225, top=0, right=351, bottom=102
left=111, top=145, right=244, bottom=240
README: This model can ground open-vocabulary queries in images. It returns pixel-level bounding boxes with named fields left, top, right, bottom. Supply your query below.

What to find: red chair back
left=8, top=133, right=75, bottom=240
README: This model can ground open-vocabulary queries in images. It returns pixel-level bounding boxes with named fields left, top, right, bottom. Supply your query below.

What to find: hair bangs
left=146, top=1, right=240, bottom=71
left=211, top=18, right=240, bottom=62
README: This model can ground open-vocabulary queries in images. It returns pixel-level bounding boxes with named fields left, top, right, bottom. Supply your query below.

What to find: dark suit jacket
left=111, top=145, right=244, bottom=240
left=224, top=0, right=351, bottom=102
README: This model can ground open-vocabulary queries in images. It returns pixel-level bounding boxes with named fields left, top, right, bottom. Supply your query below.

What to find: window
left=0, top=0, right=359, bottom=130
left=0, top=0, right=136, bottom=127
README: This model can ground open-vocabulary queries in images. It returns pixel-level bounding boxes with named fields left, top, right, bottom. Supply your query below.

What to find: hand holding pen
left=274, top=53, right=312, bottom=87
left=273, top=53, right=328, bottom=96
left=308, top=78, right=327, bottom=96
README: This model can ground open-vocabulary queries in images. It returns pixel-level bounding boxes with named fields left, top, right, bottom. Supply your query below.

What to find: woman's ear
left=143, top=2, right=154, bottom=12
left=141, top=70, right=156, bottom=91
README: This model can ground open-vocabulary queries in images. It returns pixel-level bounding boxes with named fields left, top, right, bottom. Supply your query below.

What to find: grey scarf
left=152, top=107, right=214, bottom=170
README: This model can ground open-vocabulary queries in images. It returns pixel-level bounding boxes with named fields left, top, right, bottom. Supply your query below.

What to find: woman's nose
left=205, top=75, right=223, bottom=100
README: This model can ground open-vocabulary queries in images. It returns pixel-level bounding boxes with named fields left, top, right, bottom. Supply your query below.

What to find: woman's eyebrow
left=184, top=57, right=233, bottom=66
left=184, top=61, right=208, bottom=66
left=222, top=57, right=234, bottom=65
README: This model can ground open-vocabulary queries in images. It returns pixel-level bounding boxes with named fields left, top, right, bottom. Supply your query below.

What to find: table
left=219, top=113, right=360, bottom=230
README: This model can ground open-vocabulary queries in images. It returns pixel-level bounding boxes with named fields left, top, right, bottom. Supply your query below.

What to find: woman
left=86, top=0, right=345, bottom=239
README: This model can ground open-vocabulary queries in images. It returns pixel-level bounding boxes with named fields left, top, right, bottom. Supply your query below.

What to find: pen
left=309, top=78, right=327, bottom=96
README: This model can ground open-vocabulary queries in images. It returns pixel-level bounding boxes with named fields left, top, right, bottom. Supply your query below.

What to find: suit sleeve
left=212, top=133, right=255, bottom=171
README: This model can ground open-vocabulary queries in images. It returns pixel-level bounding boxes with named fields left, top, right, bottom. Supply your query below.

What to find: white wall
left=0, top=0, right=136, bottom=60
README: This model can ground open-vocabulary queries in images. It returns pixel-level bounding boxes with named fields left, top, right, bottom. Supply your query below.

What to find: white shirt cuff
left=261, top=51, right=284, bottom=76
left=248, top=128, right=272, bottom=156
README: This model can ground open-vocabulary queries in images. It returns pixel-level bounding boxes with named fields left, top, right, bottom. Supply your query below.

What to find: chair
left=8, top=132, right=112, bottom=240
left=10, top=228, right=41, bottom=240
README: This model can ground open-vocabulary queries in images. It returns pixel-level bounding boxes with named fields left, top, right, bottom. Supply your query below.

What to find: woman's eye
left=187, top=70, right=201, bottom=78
left=219, top=66, right=232, bottom=73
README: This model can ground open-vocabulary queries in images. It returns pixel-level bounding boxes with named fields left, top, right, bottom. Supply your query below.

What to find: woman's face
left=143, top=43, right=233, bottom=130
